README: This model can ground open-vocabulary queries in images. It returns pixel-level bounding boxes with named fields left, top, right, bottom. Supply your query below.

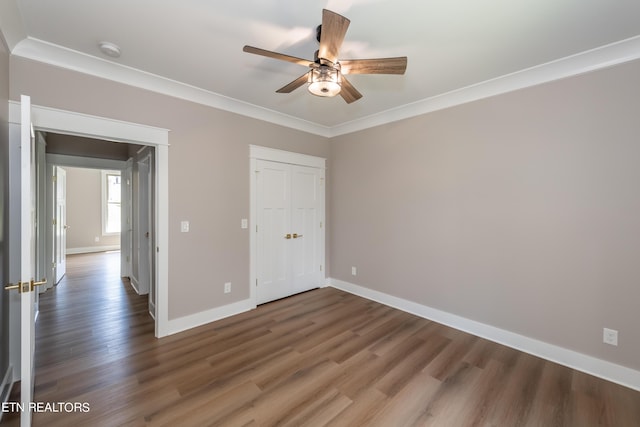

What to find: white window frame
left=101, top=170, right=122, bottom=236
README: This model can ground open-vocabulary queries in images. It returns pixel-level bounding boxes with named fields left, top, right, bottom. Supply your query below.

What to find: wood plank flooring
left=3, top=251, right=640, bottom=426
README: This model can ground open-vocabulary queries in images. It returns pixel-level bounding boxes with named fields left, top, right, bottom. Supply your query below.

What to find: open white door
left=53, top=166, right=66, bottom=284
left=137, top=153, right=151, bottom=296
left=3, top=95, right=40, bottom=426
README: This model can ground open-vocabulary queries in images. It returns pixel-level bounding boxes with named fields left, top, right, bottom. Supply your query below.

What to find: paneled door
left=4, top=95, right=40, bottom=426
left=255, top=158, right=324, bottom=304
left=53, top=166, right=66, bottom=284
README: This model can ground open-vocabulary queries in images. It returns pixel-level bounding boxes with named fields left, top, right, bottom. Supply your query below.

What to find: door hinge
left=52, top=218, right=56, bottom=226
left=320, top=221, right=323, bottom=228
left=320, top=265, right=323, bottom=272
left=52, top=175, right=57, bottom=182
left=256, top=278, right=258, bottom=286
left=256, top=225, right=258, bottom=233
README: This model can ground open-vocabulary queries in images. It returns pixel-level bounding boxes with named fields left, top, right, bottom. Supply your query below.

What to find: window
left=102, top=170, right=121, bottom=235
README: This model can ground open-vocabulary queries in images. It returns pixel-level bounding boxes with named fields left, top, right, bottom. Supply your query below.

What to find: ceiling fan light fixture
left=308, top=66, right=341, bottom=97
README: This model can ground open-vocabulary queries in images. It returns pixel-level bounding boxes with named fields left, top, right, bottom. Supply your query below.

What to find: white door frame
left=249, top=145, right=326, bottom=306
left=52, top=166, right=66, bottom=285
left=9, top=101, right=171, bottom=338
left=121, top=159, right=133, bottom=278
left=136, top=150, right=152, bottom=296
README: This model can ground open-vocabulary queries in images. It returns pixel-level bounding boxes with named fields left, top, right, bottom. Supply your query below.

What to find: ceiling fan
left=243, top=9, right=407, bottom=103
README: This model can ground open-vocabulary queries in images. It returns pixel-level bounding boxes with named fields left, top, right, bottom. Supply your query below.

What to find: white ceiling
left=2, top=0, right=640, bottom=136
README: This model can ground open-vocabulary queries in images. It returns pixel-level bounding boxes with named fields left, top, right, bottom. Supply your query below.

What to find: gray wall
left=9, top=56, right=331, bottom=319
left=330, top=59, right=640, bottom=371
left=9, top=53, right=640, bottom=374
left=64, top=167, right=121, bottom=251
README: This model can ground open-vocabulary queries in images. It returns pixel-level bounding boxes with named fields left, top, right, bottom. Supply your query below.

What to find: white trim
left=149, top=300, right=156, bottom=320
left=46, top=153, right=127, bottom=171
left=11, top=36, right=640, bottom=137
left=65, top=245, right=120, bottom=255
left=12, top=37, right=331, bottom=137
left=9, top=101, right=169, bottom=146
left=130, top=276, right=141, bottom=295
left=330, top=36, right=640, bottom=137
left=155, top=144, right=169, bottom=337
left=328, top=278, right=640, bottom=392
left=0, top=1, right=26, bottom=50
left=11, top=102, right=171, bottom=338
left=249, top=145, right=326, bottom=169
left=167, top=298, right=254, bottom=336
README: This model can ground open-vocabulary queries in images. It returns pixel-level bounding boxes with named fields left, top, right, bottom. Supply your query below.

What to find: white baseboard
left=66, top=245, right=120, bottom=255
left=0, top=365, right=14, bottom=422
left=328, top=278, right=640, bottom=392
left=149, top=300, right=156, bottom=320
left=167, top=298, right=255, bottom=336
left=130, top=276, right=140, bottom=294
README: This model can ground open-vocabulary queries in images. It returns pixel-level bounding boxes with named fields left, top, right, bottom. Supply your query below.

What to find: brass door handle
left=4, top=280, right=39, bottom=293
left=285, top=234, right=292, bottom=239
left=4, top=282, right=23, bottom=292
left=32, top=278, right=47, bottom=287
left=293, top=233, right=303, bottom=239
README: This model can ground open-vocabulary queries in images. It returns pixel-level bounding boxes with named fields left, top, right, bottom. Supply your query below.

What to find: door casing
left=8, top=101, right=170, bottom=338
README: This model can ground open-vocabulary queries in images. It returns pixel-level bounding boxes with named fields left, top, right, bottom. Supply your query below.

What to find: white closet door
left=290, top=165, right=323, bottom=293
left=256, top=160, right=292, bottom=304
left=256, top=160, right=324, bottom=304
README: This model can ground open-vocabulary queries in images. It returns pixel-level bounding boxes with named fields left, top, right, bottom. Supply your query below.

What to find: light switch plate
left=603, top=328, right=618, bottom=346
left=241, top=219, right=248, bottom=229
left=180, top=221, right=190, bottom=233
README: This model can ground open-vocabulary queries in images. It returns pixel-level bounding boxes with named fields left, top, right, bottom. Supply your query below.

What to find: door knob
left=293, top=233, right=303, bottom=239
left=4, top=282, right=24, bottom=292
left=28, top=278, right=47, bottom=292
left=4, top=279, right=43, bottom=294
left=32, top=278, right=47, bottom=287
left=285, top=234, right=292, bottom=239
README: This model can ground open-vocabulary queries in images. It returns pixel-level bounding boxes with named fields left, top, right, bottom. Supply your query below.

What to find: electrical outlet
left=351, top=266, right=357, bottom=276
left=603, top=328, right=618, bottom=346
left=94, top=236, right=100, bottom=242
left=224, top=282, right=231, bottom=294
left=181, top=221, right=190, bottom=233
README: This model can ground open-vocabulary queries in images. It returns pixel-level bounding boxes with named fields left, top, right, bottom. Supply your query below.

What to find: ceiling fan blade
left=276, top=72, right=310, bottom=93
left=243, top=45, right=313, bottom=67
left=318, top=9, right=350, bottom=64
left=340, top=57, right=408, bottom=75
left=339, top=75, right=362, bottom=104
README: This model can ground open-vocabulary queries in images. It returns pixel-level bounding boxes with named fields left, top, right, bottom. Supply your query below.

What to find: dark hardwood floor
left=3, top=251, right=640, bottom=426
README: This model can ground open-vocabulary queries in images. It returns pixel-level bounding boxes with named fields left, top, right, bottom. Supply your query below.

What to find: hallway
left=5, top=251, right=154, bottom=426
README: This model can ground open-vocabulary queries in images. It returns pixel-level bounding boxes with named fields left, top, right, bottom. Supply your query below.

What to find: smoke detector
left=98, top=41, right=121, bottom=58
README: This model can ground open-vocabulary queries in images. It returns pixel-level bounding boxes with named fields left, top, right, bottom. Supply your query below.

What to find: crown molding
left=12, top=37, right=333, bottom=137
left=329, top=35, right=640, bottom=137
left=0, top=0, right=26, bottom=50
left=11, top=35, right=640, bottom=138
